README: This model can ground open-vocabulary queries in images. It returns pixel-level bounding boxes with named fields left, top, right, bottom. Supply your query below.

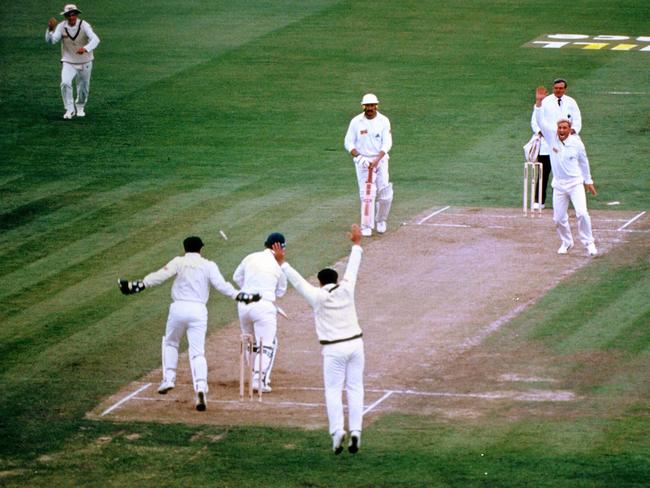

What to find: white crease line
left=101, top=383, right=151, bottom=417
left=417, top=205, right=450, bottom=225
left=617, top=211, right=646, bottom=231
left=363, top=390, right=394, bottom=415
left=606, top=91, right=647, bottom=95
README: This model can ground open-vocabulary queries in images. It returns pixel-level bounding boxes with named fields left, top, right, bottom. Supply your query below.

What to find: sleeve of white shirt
left=530, top=105, right=541, bottom=134
left=233, top=259, right=246, bottom=287
left=577, top=140, right=593, bottom=184
left=83, top=22, right=100, bottom=52
left=341, top=245, right=363, bottom=291
left=280, top=263, right=319, bottom=307
left=45, top=23, right=63, bottom=43
left=143, top=257, right=180, bottom=288
left=534, top=106, right=556, bottom=146
left=343, top=118, right=357, bottom=154
left=208, top=262, right=238, bottom=299
left=275, top=269, right=288, bottom=298
left=380, top=117, right=392, bottom=154
left=569, top=99, right=582, bottom=134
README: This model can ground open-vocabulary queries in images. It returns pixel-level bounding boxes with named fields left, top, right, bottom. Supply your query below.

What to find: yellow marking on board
left=576, top=42, right=609, bottom=50
left=611, top=44, right=637, bottom=51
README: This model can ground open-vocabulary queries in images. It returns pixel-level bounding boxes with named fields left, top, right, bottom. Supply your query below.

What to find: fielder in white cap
left=45, top=4, right=100, bottom=119
left=344, top=93, right=394, bottom=236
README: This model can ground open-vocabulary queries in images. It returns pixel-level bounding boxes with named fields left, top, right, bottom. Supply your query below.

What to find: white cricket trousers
left=163, top=301, right=208, bottom=392
left=60, top=61, right=93, bottom=111
left=552, top=182, right=595, bottom=248
left=238, top=300, right=278, bottom=386
left=322, top=338, right=365, bottom=435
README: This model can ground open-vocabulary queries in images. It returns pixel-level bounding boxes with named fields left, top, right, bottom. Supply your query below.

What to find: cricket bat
left=361, top=167, right=377, bottom=229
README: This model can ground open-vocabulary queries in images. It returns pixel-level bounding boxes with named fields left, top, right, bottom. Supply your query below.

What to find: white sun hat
left=61, top=4, right=81, bottom=16
left=361, top=93, right=379, bottom=105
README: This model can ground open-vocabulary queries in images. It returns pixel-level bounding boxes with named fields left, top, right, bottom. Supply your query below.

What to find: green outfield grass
left=1, top=0, right=648, bottom=486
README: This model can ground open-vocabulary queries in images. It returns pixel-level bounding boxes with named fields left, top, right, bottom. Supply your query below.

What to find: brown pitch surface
left=89, top=206, right=646, bottom=429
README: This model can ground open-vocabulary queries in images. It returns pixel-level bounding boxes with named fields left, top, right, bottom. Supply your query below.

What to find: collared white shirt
left=233, top=249, right=287, bottom=302
left=534, top=106, right=593, bottom=186
left=530, top=94, right=581, bottom=155
left=143, top=252, right=237, bottom=304
left=281, top=245, right=363, bottom=343
left=344, top=112, right=392, bottom=158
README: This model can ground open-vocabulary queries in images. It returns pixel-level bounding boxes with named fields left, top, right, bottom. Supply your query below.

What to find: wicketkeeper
left=118, top=236, right=260, bottom=411
left=344, top=93, right=394, bottom=237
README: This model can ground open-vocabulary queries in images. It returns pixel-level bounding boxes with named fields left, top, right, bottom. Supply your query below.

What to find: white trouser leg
left=345, top=340, right=365, bottom=432
left=552, top=187, right=573, bottom=247
left=186, top=314, right=208, bottom=392
left=323, top=350, right=347, bottom=435
left=60, top=62, right=78, bottom=111
left=375, top=183, right=393, bottom=223
left=75, top=61, right=93, bottom=110
left=238, top=301, right=278, bottom=386
left=164, top=302, right=208, bottom=390
left=569, top=184, right=595, bottom=247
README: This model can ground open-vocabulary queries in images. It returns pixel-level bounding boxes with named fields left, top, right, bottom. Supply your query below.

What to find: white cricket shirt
left=344, top=112, right=392, bottom=158
left=143, top=253, right=238, bottom=304
left=281, top=245, right=363, bottom=343
left=233, top=249, right=287, bottom=302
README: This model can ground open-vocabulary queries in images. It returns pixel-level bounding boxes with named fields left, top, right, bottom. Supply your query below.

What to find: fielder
left=45, top=4, right=100, bottom=119
left=119, top=236, right=260, bottom=411
left=344, top=93, right=394, bottom=237
left=272, top=225, right=365, bottom=455
left=533, top=87, right=597, bottom=256
left=233, top=233, right=288, bottom=393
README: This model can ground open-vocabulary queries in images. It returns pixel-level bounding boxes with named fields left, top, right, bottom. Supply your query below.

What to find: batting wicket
left=523, top=161, right=543, bottom=217
left=239, top=333, right=263, bottom=401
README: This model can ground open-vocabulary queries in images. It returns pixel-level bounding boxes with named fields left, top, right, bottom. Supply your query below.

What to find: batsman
left=344, top=93, right=394, bottom=237
left=118, top=236, right=260, bottom=411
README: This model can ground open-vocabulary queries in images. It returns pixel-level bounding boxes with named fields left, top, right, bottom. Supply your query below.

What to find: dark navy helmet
left=264, top=232, right=286, bottom=249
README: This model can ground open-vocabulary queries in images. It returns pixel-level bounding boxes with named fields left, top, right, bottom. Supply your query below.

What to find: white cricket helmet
left=61, top=4, right=81, bottom=16
left=361, top=93, right=379, bottom=105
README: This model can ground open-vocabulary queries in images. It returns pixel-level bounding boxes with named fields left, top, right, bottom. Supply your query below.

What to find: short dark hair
left=317, top=268, right=338, bottom=286
left=183, top=236, right=204, bottom=253
left=553, top=78, right=567, bottom=87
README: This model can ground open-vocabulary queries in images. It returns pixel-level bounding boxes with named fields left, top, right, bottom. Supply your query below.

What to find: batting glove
left=354, top=155, right=370, bottom=168
left=118, top=279, right=146, bottom=295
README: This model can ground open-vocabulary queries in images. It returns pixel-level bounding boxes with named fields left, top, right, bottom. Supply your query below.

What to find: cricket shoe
left=76, top=107, right=85, bottom=117
left=586, top=243, right=598, bottom=257
left=376, top=221, right=387, bottom=234
left=557, top=242, right=573, bottom=255
left=332, top=430, right=346, bottom=455
left=361, top=228, right=372, bottom=237
left=348, top=431, right=361, bottom=454
left=157, top=379, right=175, bottom=394
left=63, top=110, right=75, bottom=119
left=532, top=202, right=540, bottom=210
left=195, top=389, right=207, bottom=411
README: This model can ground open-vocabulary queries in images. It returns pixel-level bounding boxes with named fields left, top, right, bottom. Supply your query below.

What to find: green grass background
left=1, top=0, right=648, bottom=486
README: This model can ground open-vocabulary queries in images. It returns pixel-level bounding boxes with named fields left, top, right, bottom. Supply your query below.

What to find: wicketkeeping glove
left=235, top=292, right=262, bottom=304
left=118, top=279, right=146, bottom=295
